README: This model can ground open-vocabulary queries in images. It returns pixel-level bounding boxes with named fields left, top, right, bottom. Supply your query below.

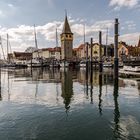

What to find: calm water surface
left=0, top=68, right=140, bottom=140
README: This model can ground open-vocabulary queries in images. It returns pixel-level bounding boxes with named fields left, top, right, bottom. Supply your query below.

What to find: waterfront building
left=49, top=47, right=61, bottom=60
left=118, top=41, right=140, bottom=59
left=118, top=41, right=128, bottom=60
left=60, top=14, right=73, bottom=60
left=32, top=47, right=61, bottom=60
left=103, top=44, right=114, bottom=58
left=76, top=44, right=85, bottom=59
left=40, top=48, right=50, bottom=59
left=8, top=52, right=32, bottom=64
left=76, top=43, right=104, bottom=60
left=90, top=43, right=104, bottom=60
left=32, top=49, right=42, bottom=59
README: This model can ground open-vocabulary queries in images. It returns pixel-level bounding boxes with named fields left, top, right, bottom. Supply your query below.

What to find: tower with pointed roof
left=60, top=14, right=73, bottom=60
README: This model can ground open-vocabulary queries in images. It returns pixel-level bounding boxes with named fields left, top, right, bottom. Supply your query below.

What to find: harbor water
left=0, top=68, right=140, bottom=140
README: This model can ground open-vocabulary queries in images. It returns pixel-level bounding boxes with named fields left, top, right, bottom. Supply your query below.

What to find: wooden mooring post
left=114, top=18, right=119, bottom=80
left=85, top=42, right=89, bottom=98
left=90, top=38, right=93, bottom=84
left=99, top=31, right=103, bottom=73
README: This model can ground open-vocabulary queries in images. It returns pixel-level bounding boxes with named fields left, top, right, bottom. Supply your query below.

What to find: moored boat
left=27, top=58, right=43, bottom=67
left=49, top=61, right=60, bottom=68
left=79, top=60, right=86, bottom=68
left=103, top=62, right=113, bottom=68
left=60, top=61, right=69, bottom=67
left=122, top=65, right=140, bottom=72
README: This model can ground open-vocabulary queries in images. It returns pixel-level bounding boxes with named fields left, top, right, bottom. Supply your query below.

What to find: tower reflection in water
left=61, top=69, right=73, bottom=112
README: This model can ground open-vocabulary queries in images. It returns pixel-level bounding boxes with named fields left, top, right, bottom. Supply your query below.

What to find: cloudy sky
left=0, top=0, right=140, bottom=58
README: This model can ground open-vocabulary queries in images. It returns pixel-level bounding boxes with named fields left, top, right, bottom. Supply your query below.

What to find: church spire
left=62, top=11, right=72, bottom=34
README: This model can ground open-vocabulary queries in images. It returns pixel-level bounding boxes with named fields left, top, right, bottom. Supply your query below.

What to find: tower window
left=66, top=35, right=68, bottom=37
left=69, top=35, right=71, bottom=37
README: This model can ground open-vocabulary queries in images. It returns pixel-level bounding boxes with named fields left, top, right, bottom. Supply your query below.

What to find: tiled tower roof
left=62, top=15, right=72, bottom=34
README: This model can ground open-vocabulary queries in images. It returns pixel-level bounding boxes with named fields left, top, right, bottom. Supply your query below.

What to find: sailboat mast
left=34, top=24, right=38, bottom=49
left=83, top=24, right=86, bottom=58
left=56, top=28, right=58, bottom=47
left=34, top=24, right=39, bottom=58
left=106, top=28, right=108, bottom=57
left=0, top=36, right=6, bottom=60
left=7, top=34, right=9, bottom=62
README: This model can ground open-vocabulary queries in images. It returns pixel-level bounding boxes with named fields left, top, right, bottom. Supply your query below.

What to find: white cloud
left=8, top=4, right=14, bottom=8
left=113, top=6, right=121, bottom=11
left=120, top=20, right=136, bottom=31
left=119, top=32, right=140, bottom=45
left=109, top=0, right=140, bottom=10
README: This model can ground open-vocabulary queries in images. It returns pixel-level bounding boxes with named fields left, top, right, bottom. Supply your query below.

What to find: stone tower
left=60, top=14, right=73, bottom=60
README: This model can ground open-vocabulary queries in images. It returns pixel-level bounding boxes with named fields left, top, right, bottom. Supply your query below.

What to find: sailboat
left=27, top=25, right=43, bottom=67
left=49, top=28, right=60, bottom=68
left=79, top=24, right=86, bottom=68
left=5, top=34, right=16, bottom=67
left=0, top=34, right=28, bottom=68
left=0, top=36, right=6, bottom=67
left=103, top=28, right=113, bottom=68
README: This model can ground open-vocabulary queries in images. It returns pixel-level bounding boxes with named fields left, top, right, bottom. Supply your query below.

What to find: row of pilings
left=85, top=18, right=119, bottom=88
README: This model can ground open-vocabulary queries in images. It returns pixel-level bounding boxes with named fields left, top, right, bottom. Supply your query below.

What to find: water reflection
left=0, top=68, right=140, bottom=139
left=90, top=70, right=93, bottom=104
left=113, top=78, right=121, bottom=139
left=86, top=67, right=89, bottom=99
left=82, top=69, right=113, bottom=86
left=98, top=73, right=103, bottom=115
left=8, top=69, right=10, bottom=100
left=2, top=68, right=140, bottom=102
left=61, top=69, right=73, bottom=112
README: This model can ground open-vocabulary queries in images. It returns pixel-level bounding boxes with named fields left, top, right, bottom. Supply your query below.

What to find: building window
left=94, top=51, right=97, bottom=54
left=51, top=52, right=55, bottom=55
